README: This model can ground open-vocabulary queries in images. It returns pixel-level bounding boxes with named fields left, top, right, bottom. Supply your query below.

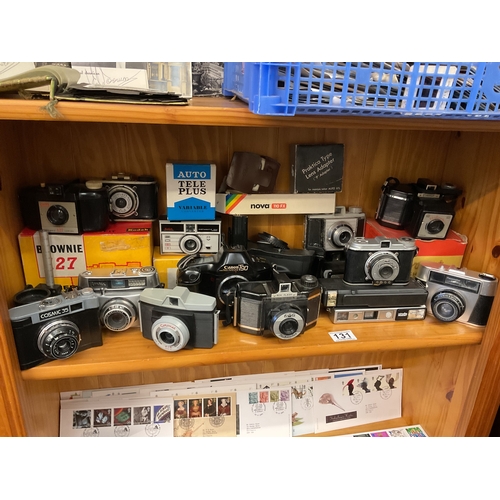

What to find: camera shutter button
left=85, top=180, right=103, bottom=190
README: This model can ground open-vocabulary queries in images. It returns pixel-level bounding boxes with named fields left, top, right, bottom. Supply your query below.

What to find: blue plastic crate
left=222, top=62, right=500, bottom=119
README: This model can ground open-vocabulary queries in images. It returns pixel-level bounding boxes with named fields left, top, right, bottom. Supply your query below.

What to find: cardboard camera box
left=18, top=221, right=153, bottom=287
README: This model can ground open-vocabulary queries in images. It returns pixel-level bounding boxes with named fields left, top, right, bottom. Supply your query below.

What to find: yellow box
left=153, top=247, right=185, bottom=288
left=18, top=222, right=153, bottom=287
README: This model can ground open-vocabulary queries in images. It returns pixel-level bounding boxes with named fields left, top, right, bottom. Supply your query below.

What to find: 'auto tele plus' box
left=365, top=218, right=468, bottom=277
left=18, top=221, right=153, bottom=287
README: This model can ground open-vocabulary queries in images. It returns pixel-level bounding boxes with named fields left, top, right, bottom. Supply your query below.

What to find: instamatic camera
left=139, top=286, right=219, bottom=352
left=304, top=206, right=366, bottom=252
left=78, top=266, right=162, bottom=332
left=18, top=180, right=109, bottom=234
left=234, top=270, right=321, bottom=340
left=102, top=173, right=158, bottom=221
left=416, top=262, right=498, bottom=326
left=343, top=236, right=418, bottom=286
left=8, top=287, right=102, bottom=370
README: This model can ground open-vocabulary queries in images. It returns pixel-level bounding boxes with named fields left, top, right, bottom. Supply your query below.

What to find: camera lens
left=180, top=236, right=202, bottom=254
left=431, top=290, right=466, bottom=322
left=38, top=320, right=81, bottom=360
left=108, top=185, right=139, bottom=218
left=426, top=219, right=445, bottom=235
left=329, top=224, right=354, bottom=248
left=151, top=316, right=190, bottom=352
left=46, top=204, right=69, bottom=226
left=101, top=300, right=137, bottom=331
left=268, top=304, right=305, bottom=340
left=365, top=251, right=400, bottom=284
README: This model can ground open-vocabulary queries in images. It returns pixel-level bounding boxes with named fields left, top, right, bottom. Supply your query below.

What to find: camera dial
left=100, top=299, right=137, bottom=331
left=46, top=204, right=70, bottom=226
left=108, top=184, right=139, bottom=218
left=151, top=316, right=190, bottom=352
left=268, top=303, right=305, bottom=340
left=37, top=320, right=81, bottom=360
left=365, top=251, right=400, bottom=283
left=431, top=290, right=466, bottom=322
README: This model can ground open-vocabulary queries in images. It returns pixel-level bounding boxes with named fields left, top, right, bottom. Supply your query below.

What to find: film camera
left=18, top=180, right=109, bottom=234
left=8, top=287, right=102, bottom=370
left=304, top=206, right=366, bottom=252
left=234, top=270, right=321, bottom=340
left=176, top=247, right=274, bottom=321
left=139, top=286, right=219, bottom=352
left=159, top=218, right=222, bottom=255
left=102, top=173, right=158, bottom=221
left=320, top=276, right=427, bottom=324
left=343, top=236, right=418, bottom=286
left=375, top=177, right=415, bottom=230
left=416, top=262, right=498, bottom=326
left=78, top=266, right=162, bottom=332
left=406, top=178, right=463, bottom=240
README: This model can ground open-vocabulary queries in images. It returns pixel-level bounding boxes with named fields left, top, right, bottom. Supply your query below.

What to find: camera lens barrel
left=268, top=304, right=305, bottom=340
left=108, top=185, right=139, bottom=218
left=46, top=204, right=70, bottom=226
left=365, top=251, right=400, bottom=283
left=100, top=299, right=137, bottom=331
left=37, top=320, right=81, bottom=360
left=431, top=290, right=466, bottom=322
left=151, top=316, right=190, bottom=352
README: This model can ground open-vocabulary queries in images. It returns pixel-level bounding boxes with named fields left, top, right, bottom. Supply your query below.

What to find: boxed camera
left=18, top=221, right=154, bottom=287
left=153, top=247, right=185, bottom=289
left=166, top=163, right=217, bottom=221
left=365, top=218, right=468, bottom=277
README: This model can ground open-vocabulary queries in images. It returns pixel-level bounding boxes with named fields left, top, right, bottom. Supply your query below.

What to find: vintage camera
left=234, top=270, right=321, bottom=340
left=304, top=206, right=366, bottom=252
left=375, top=177, right=415, bottom=229
left=18, top=180, right=109, bottom=234
left=139, top=286, right=219, bottom=352
left=102, top=173, right=158, bottom=221
left=78, top=266, right=162, bottom=332
left=320, top=276, right=428, bottom=323
left=343, top=236, right=418, bottom=286
left=159, top=218, right=222, bottom=255
left=416, top=262, right=498, bottom=326
left=176, top=247, right=274, bottom=321
left=8, top=287, right=102, bottom=370
left=406, top=178, right=463, bottom=240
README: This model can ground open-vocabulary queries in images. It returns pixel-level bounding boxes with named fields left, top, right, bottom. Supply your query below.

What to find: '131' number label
left=329, top=330, right=357, bottom=342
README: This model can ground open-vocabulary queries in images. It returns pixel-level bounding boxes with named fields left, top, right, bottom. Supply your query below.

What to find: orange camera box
left=365, top=218, right=468, bottom=277
left=18, top=221, right=153, bottom=287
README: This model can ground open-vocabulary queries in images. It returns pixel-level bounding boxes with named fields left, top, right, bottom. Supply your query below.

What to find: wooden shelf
left=2, top=96, right=500, bottom=132
left=20, top=312, right=483, bottom=381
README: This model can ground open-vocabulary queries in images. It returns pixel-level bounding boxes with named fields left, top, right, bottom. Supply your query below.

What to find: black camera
left=18, top=180, right=109, bottom=234
left=102, top=173, right=158, bottom=221
left=139, top=286, right=219, bottom=352
left=416, top=262, right=498, bottom=326
left=176, top=247, right=274, bottom=321
left=375, top=177, right=415, bottom=230
left=8, top=288, right=102, bottom=370
left=343, top=236, right=418, bottom=286
left=234, top=270, right=321, bottom=340
left=406, top=178, right=463, bottom=240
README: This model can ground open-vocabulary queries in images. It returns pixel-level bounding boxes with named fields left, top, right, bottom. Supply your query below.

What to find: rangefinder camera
left=304, top=206, right=366, bottom=252
left=8, top=287, right=102, bottom=370
left=416, top=262, right=498, bottom=326
left=234, top=270, right=321, bottom=340
left=344, top=236, right=418, bottom=286
left=102, top=173, right=158, bottom=221
left=18, top=180, right=109, bottom=234
left=159, top=218, right=222, bottom=255
left=78, top=266, right=162, bottom=332
left=139, top=286, right=219, bottom=352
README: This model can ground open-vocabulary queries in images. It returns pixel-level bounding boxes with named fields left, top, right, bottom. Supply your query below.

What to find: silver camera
left=78, top=266, right=161, bottom=332
left=159, top=218, right=222, bottom=255
left=139, top=286, right=219, bottom=352
left=416, top=262, right=498, bottom=326
left=304, top=206, right=366, bottom=252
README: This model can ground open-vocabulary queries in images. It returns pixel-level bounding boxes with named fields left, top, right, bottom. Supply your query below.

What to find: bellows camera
left=234, top=270, right=321, bottom=340
left=139, top=286, right=219, bottom=352
left=8, top=287, right=102, bottom=370
left=102, top=173, right=158, bottom=221
left=78, top=266, right=162, bottom=332
left=375, top=177, right=415, bottom=230
left=159, top=218, right=222, bottom=255
left=18, top=180, right=109, bottom=234
left=343, top=236, right=418, bottom=286
left=304, top=206, right=366, bottom=252
left=416, top=262, right=498, bottom=326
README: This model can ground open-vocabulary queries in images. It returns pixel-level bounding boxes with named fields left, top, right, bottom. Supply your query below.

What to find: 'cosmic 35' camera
left=416, top=262, right=498, bottom=326
left=8, top=287, right=102, bottom=370
left=344, top=236, right=418, bottom=286
left=102, top=173, right=158, bottom=221
left=18, top=180, right=109, bottom=234
left=78, top=266, right=162, bottom=332
left=139, top=286, right=219, bottom=352
left=234, top=270, right=321, bottom=340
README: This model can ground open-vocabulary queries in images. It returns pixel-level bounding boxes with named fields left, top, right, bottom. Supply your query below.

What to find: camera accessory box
left=166, top=162, right=216, bottom=221
left=18, top=221, right=154, bottom=287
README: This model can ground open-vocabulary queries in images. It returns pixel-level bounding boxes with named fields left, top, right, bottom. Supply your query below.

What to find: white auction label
left=329, top=330, right=357, bottom=342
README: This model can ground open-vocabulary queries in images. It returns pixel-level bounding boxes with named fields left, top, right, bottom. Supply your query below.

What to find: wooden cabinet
left=0, top=97, right=499, bottom=437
